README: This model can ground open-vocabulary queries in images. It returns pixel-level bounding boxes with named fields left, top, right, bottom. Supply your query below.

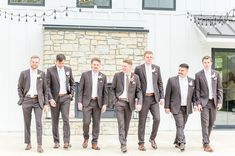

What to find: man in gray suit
left=78, top=57, right=108, bottom=150
left=47, top=54, right=75, bottom=149
left=17, top=55, right=48, bottom=153
left=134, top=51, right=164, bottom=151
left=112, top=59, right=142, bottom=153
left=164, top=63, right=196, bottom=152
left=195, top=56, right=223, bottom=152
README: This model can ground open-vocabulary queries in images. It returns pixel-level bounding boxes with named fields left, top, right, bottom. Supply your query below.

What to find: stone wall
left=43, top=26, right=149, bottom=135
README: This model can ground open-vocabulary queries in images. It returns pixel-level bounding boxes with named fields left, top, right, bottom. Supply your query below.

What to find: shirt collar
left=30, top=68, right=37, bottom=74
left=92, top=70, right=98, bottom=76
left=56, top=66, right=64, bottom=71
left=204, top=69, right=211, bottom=74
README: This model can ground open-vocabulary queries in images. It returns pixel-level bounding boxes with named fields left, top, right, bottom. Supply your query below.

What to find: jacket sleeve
left=17, top=71, right=24, bottom=105
left=42, top=72, right=49, bottom=105
left=157, top=67, right=164, bottom=99
left=135, top=75, right=143, bottom=105
left=69, top=68, right=75, bottom=99
left=46, top=68, right=53, bottom=101
left=77, top=72, right=85, bottom=104
left=102, top=75, right=108, bottom=106
left=195, top=73, right=201, bottom=105
left=164, top=78, right=171, bottom=109
left=111, top=73, right=118, bottom=104
left=216, top=72, right=223, bottom=105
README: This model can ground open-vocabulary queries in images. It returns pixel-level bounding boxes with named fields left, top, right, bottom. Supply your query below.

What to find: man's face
left=178, top=67, right=188, bottom=78
left=144, top=54, right=153, bottom=64
left=91, top=60, right=101, bottom=72
left=56, top=60, right=65, bottom=69
left=30, top=58, right=40, bottom=70
left=122, top=62, right=131, bottom=73
left=202, top=59, right=212, bottom=70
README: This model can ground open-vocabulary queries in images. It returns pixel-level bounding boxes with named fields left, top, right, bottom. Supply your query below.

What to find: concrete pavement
left=0, top=130, right=234, bottom=156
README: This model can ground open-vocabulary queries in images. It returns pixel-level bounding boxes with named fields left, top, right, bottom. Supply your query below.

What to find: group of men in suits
left=17, top=52, right=222, bottom=153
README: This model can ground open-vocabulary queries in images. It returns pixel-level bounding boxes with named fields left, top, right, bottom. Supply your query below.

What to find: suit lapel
left=152, top=65, right=157, bottom=86
left=141, top=64, right=147, bottom=82
left=211, top=70, right=216, bottom=92
left=175, top=76, right=181, bottom=99
left=201, top=70, right=209, bottom=90
left=26, top=69, right=30, bottom=92
left=88, top=71, right=92, bottom=93
left=53, top=66, right=60, bottom=84
left=120, top=72, right=124, bottom=92
left=36, top=70, right=40, bottom=91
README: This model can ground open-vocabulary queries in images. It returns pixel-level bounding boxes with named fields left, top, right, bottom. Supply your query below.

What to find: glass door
left=212, top=48, right=235, bottom=128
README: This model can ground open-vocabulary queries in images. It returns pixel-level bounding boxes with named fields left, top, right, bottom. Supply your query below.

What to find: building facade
left=0, top=0, right=235, bottom=133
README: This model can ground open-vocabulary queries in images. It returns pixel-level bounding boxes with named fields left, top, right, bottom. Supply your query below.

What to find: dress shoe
left=92, top=143, right=100, bottom=150
left=37, top=145, right=44, bottom=153
left=64, top=143, right=72, bottom=149
left=53, top=143, right=60, bottom=149
left=204, top=145, right=213, bottom=152
left=25, top=144, right=32, bottom=150
left=121, top=145, right=127, bottom=153
left=82, top=139, right=88, bottom=149
left=175, top=143, right=180, bottom=148
left=149, top=139, right=158, bottom=149
left=138, top=143, right=146, bottom=151
left=179, top=143, right=185, bottom=152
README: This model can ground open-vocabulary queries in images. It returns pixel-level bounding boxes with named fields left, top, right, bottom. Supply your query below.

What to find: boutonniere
left=188, top=80, right=193, bottom=87
left=37, top=73, right=41, bottom=78
left=66, top=71, right=70, bottom=76
left=152, top=68, right=156, bottom=73
left=130, top=76, right=136, bottom=84
left=211, top=73, right=217, bottom=80
left=98, top=74, right=102, bottom=79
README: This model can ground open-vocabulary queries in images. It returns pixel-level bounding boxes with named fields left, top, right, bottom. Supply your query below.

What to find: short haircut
left=56, top=54, right=66, bottom=62
left=91, top=57, right=101, bottom=64
left=30, top=55, right=40, bottom=60
left=202, top=56, right=212, bottom=62
left=179, top=63, right=189, bottom=69
left=144, top=51, right=153, bottom=57
left=123, top=58, right=132, bottom=65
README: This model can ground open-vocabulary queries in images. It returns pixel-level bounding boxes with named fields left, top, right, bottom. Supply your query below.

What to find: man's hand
left=135, top=104, right=142, bottom=112
left=49, top=99, right=56, bottom=107
left=165, top=108, right=171, bottom=114
left=78, top=103, right=83, bottom=111
left=101, top=105, right=107, bottom=113
left=159, top=99, right=164, bottom=105
left=197, top=104, right=203, bottom=112
left=43, top=105, right=49, bottom=112
left=217, top=103, right=222, bottom=110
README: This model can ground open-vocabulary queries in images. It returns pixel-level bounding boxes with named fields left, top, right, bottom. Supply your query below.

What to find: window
left=8, top=0, right=45, bottom=6
left=77, top=0, right=112, bottom=9
left=142, top=0, right=176, bottom=11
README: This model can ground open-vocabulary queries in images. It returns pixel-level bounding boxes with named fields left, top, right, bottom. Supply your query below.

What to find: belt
left=59, top=93, right=67, bottom=96
left=119, top=98, right=128, bottom=102
left=145, top=93, right=154, bottom=97
left=26, top=95, right=38, bottom=98
left=209, top=98, right=214, bottom=101
left=91, top=97, right=98, bottom=100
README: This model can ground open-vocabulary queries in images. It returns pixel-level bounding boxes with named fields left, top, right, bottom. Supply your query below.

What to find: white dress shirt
left=204, top=69, right=213, bottom=99
left=145, top=64, right=154, bottom=93
left=27, top=68, right=38, bottom=97
left=179, top=76, right=188, bottom=106
left=91, top=71, right=98, bottom=98
left=119, top=73, right=130, bottom=98
left=57, top=66, right=67, bottom=94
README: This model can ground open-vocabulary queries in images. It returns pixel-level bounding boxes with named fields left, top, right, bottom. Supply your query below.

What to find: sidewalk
left=0, top=130, right=234, bottom=156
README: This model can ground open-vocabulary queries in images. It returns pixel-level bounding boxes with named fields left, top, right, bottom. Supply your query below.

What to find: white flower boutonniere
left=98, top=74, right=102, bottom=79
left=66, top=71, right=70, bottom=76
left=188, top=80, right=193, bottom=87
left=152, top=68, right=156, bottom=73
left=37, top=73, right=41, bottom=78
left=211, top=73, right=217, bottom=80
left=130, top=76, right=136, bottom=84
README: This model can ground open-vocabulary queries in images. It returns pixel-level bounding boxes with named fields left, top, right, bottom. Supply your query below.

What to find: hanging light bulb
left=54, top=10, right=56, bottom=19
left=4, top=11, right=7, bottom=18
left=42, top=12, right=45, bottom=22
left=0, top=9, right=1, bottom=17
left=11, top=13, right=13, bottom=20
left=65, top=6, right=68, bottom=16
left=18, top=14, right=20, bottom=22
left=34, top=14, right=37, bottom=22
left=25, top=14, right=28, bottom=22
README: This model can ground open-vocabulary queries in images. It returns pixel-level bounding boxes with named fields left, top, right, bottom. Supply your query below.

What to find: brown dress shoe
left=82, top=139, right=88, bottom=149
left=64, top=143, right=72, bottom=149
left=149, top=139, right=158, bottom=149
left=37, top=145, right=44, bottom=153
left=175, top=143, right=180, bottom=148
left=121, top=145, right=127, bottom=153
left=25, top=144, right=32, bottom=150
left=204, top=145, right=213, bottom=152
left=53, top=143, right=60, bottom=149
left=92, top=143, right=100, bottom=150
left=138, top=144, right=146, bottom=151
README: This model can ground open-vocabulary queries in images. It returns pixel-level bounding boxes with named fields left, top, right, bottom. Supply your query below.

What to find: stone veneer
left=43, top=25, right=149, bottom=135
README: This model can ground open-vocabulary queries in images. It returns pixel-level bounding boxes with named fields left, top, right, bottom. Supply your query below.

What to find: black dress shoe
left=175, top=143, right=180, bottom=148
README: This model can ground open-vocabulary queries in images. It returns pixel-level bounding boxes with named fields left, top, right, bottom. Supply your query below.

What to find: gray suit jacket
left=17, top=69, right=48, bottom=109
left=134, top=64, right=164, bottom=102
left=112, top=72, right=143, bottom=111
left=164, top=76, right=196, bottom=115
left=195, top=69, right=223, bottom=107
left=46, top=65, right=75, bottom=102
left=77, top=70, right=108, bottom=108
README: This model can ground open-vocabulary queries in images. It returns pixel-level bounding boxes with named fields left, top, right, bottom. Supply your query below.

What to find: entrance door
left=212, top=48, right=235, bottom=128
